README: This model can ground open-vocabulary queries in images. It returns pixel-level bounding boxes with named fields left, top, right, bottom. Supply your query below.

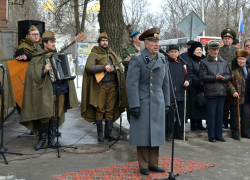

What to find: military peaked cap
left=221, top=28, right=236, bottom=40
left=139, top=27, right=160, bottom=41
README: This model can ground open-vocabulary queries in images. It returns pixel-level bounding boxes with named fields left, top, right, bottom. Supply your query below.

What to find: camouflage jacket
left=227, top=58, right=250, bottom=105
left=121, top=44, right=139, bottom=77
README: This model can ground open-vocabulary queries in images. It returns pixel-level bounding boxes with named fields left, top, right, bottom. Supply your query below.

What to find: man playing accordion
left=20, top=31, right=78, bottom=150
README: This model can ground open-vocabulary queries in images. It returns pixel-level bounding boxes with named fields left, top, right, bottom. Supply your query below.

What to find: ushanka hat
left=139, top=27, right=160, bottom=41
left=235, top=49, right=250, bottom=59
left=207, top=40, right=220, bottom=49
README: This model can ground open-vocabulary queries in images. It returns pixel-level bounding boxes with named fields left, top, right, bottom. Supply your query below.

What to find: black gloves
left=130, top=107, right=140, bottom=119
left=165, top=106, right=170, bottom=115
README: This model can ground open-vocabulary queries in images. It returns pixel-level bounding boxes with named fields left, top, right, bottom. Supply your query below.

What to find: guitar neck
left=59, top=41, right=75, bottom=53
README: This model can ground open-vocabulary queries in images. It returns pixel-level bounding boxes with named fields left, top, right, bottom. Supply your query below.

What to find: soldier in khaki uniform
left=81, top=32, right=127, bottom=142
left=20, top=31, right=78, bottom=150
left=15, top=25, right=42, bottom=61
left=219, top=28, right=238, bottom=129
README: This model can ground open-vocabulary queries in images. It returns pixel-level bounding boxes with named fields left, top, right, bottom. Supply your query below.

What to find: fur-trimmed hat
left=207, top=40, right=220, bottom=49
left=189, top=41, right=202, bottom=55
left=235, top=49, right=250, bottom=59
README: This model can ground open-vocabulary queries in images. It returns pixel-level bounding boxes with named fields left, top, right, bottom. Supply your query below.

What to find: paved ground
left=0, top=108, right=250, bottom=180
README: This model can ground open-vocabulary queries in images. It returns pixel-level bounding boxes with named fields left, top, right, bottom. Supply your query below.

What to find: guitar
left=95, top=60, right=124, bottom=83
left=59, top=32, right=87, bottom=53
left=8, top=32, right=87, bottom=108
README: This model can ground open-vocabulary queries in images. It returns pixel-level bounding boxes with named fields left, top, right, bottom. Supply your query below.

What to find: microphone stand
left=0, top=66, right=22, bottom=164
left=162, top=54, right=181, bottom=180
left=51, top=58, right=77, bottom=158
left=109, top=67, right=126, bottom=148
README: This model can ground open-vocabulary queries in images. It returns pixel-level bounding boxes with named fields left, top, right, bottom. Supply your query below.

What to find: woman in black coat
left=187, top=42, right=206, bottom=131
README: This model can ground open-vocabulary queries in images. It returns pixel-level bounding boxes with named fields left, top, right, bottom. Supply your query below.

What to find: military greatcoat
left=219, top=45, right=238, bottom=64
left=126, top=48, right=170, bottom=147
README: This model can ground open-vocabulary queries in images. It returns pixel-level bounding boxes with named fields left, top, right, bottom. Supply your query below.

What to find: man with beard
left=81, top=32, right=127, bottom=142
left=20, top=31, right=78, bottom=150
left=15, top=25, right=42, bottom=61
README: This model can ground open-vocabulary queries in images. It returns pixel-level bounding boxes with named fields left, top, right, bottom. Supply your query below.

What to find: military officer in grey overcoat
left=126, top=27, right=170, bottom=176
left=219, top=28, right=238, bottom=129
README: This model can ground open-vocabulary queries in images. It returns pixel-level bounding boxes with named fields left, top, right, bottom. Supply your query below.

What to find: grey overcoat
left=126, top=48, right=170, bottom=147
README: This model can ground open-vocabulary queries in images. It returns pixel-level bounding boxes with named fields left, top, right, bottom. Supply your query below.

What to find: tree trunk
left=98, top=0, right=129, bottom=57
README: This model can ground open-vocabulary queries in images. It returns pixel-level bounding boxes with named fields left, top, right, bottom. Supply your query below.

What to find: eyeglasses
left=29, top=33, right=39, bottom=36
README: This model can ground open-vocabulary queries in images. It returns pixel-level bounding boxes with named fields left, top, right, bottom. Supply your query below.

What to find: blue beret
left=130, top=30, right=141, bottom=39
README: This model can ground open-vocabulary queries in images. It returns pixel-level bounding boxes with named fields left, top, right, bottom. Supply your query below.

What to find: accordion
left=45, top=53, right=76, bottom=83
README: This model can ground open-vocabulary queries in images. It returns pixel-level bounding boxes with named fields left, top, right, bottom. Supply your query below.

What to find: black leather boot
left=104, top=120, right=118, bottom=141
left=197, top=120, right=206, bottom=130
left=96, top=120, right=104, bottom=142
left=48, top=119, right=59, bottom=148
left=35, top=122, right=49, bottom=151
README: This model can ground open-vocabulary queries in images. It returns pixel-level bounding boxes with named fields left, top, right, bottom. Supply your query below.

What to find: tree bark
left=98, top=0, right=129, bottom=56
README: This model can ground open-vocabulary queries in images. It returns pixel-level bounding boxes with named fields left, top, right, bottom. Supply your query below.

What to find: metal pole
left=202, top=0, right=205, bottom=36
left=190, top=16, right=194, bottom=40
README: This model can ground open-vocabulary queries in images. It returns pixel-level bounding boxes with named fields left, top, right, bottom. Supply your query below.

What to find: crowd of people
left=1, top=24, right=250, bottom=176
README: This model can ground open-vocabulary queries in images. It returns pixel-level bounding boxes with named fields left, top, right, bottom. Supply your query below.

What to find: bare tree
left=123, top=0, right=149, bottom=31
left=98, top=0, right=129, bottom=56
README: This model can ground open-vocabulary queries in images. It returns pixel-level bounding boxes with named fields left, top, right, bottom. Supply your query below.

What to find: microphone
left=159, top=49, right=169, bottom=57
left=0, top=64, right=6, bottom=71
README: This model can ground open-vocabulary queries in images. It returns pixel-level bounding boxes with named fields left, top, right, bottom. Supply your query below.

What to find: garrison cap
left=99, top=32, right=108, bottom=39
left=28, top=25, right=38, bottom=33
left=42, top=31, right=55, bottom=39
left=221, top=28, right=236, bottom=40
left=130, top=30, right=142, bottom=39
left=139, top=27, right=160, bottom=41
left=207, top=40, right=220, bottom=49
left=167, top=44, right=179, bottom=52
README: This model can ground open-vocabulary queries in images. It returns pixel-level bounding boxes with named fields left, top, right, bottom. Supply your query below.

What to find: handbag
left=195, top=92, right=206, bottom=107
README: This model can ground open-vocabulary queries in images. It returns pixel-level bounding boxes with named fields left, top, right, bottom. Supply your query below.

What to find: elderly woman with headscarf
left=187, top=41, right=207, bottom=131
left=227, top=49, right=250, bottom=140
